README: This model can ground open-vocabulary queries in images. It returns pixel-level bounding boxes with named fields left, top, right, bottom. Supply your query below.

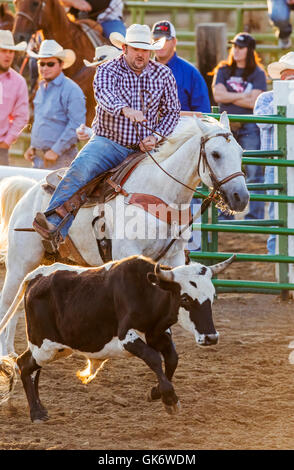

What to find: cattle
left=0, top=254, right=234, bottom=423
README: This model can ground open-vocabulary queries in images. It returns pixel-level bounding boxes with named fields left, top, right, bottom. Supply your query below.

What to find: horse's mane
left=141, top=115, right=221, bottom=166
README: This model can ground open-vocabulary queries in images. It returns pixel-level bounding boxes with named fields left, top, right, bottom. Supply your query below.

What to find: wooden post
left=196, top=23, right=227, bottom=107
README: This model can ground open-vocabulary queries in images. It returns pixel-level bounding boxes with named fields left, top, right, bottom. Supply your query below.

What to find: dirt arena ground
left=0, top=232, right=294, bottom=450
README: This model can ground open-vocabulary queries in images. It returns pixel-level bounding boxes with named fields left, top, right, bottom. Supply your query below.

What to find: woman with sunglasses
left=210, top=32, right=267, bottom=220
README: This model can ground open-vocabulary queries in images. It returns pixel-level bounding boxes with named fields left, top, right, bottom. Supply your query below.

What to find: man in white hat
left=24, top=39, right=86, bottom=170
left=254, top=52, right=294, bottom=255
left=0, top=30, right=29, bottom=165
left=32, top=24, right=181, bottom=253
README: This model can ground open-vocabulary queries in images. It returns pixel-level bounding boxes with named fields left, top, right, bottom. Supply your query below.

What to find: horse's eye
left=32, top=1, right=39, bottom=6
left=211, top=151, right=220, bottom=160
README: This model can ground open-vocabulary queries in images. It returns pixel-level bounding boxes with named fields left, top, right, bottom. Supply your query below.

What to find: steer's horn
left=155, top=263, right=174, bottom=281
left=209, top=254, right=236, bottom=275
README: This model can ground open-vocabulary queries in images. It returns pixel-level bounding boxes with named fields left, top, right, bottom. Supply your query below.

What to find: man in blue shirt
left=24, top=40, right=86, bottom=169
left=152, top=20, right=210, bottom=113
left=152, top=20, right=211, bottom=254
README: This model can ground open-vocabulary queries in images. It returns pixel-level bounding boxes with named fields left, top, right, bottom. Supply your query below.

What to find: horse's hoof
left=147, top=386, right=161, bottom=402
left=164, top=400, right=181, bottom=415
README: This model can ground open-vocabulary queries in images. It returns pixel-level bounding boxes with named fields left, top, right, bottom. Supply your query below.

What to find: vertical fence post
left=273, top=80, right=293, bottom=299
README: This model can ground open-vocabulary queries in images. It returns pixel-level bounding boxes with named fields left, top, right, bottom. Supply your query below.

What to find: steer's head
left=150, top=255, right=235, bottom=347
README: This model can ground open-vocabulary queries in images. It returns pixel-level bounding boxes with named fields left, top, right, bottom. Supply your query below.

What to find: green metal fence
left=189, top=106, right=294, bottom=298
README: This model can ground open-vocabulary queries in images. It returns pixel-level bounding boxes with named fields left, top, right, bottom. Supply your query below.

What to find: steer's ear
left=147, top=272, right=180, bottom=293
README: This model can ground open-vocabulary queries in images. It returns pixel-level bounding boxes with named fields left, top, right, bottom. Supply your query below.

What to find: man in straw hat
left=254, top=51, right=294, bottom=255
left=24, top=39, right=86, bottom=170
left=0, top=30, right=29, bottom=165
left=32, top=24, right=181, bottom=253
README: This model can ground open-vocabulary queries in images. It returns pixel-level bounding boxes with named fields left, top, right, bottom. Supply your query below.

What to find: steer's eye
left=211, top=151, right=220, bottom=160
left=180, top=293, right=191, bottom=305
left=190, top=281, right=197, bottom=288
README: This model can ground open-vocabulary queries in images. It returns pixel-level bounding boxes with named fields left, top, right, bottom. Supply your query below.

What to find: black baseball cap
left=152, top=20, right=176, bottom=40
left=229, top=32, right=256, bottom=49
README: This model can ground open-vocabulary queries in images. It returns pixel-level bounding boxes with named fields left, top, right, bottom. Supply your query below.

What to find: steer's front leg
left=121, top=330, right=180, bottom=415
left=146, top=331, right=178, bottom=402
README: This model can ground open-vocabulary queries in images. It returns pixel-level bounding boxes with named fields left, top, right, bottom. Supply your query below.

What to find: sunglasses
left=38, top=61, right=58, bottom=67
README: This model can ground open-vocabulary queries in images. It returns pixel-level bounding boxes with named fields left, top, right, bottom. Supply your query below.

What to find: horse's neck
left=129, top=134, right=202, bottom=206
left=42, top=0, right=78, bottom=46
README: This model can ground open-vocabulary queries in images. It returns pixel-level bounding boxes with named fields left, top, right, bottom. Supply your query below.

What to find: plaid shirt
left=253, top=91, right=274, bottom=150
left=97, top=0, right=123, bottom=21
left=92, top=54, right=181, bottom=147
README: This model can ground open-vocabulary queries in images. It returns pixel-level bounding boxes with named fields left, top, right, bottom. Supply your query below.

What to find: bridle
left=15, top=1, right=45, bottom=32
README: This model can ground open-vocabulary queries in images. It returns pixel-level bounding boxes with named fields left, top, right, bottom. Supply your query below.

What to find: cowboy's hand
left=139, top=135, right=157, bottom=152
left=0, top=142, right=9, bottom=149
left=44, top=149, right=59, bottom=162
left=76, top=124, right=92, bottom=141
left=62, top=0, right=92, bottom=11
left=24, top=146, right=35, bottom=161
left=287, top=0, right=294, bottom=5
left=122, top=107, right=146, bottom=123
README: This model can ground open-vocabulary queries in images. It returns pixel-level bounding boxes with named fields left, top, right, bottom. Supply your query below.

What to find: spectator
left=267, top=0, right=294, bottom=49
left=211, top=32, right=267, bottom=220
left=152, top=20, right=211, bottom=252
left=24, top=40, right=86, bottom=170
left=0, top=30, right=29, bottom=166
left=61, top=0, right=126, bottom=39
left=254, top=52, right=294, bottom=254
left=32, top=24, right=180, bottom=253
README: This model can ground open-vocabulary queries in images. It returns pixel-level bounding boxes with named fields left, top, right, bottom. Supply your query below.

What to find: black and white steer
left=0, top=254, right=234, bottom=422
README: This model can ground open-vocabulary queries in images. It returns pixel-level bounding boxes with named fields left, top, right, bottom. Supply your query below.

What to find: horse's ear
left=196, top=117, right=211, bottom=135
left=219, top=111, right=231, bottom=131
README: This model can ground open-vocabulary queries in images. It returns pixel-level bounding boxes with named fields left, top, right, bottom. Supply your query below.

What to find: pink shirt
left=0, top=68, right=29, bottom=146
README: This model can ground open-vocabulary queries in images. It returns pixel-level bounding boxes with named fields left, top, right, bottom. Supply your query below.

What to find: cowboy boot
left=33, top=212, right=63, bottom=254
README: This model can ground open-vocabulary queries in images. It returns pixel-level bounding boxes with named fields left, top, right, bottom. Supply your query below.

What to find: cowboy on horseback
left=33, top=24, right=181, bottom=253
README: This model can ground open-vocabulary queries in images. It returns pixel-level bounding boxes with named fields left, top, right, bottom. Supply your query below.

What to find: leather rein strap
left=133, top=123, right=245, bottom=262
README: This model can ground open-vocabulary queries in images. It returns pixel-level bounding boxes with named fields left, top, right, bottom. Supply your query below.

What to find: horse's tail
left=0, top=176, right=36, bottom=264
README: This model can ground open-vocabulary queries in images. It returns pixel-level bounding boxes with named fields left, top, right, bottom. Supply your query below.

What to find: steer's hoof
left=164, top=400, right=181, bottom=415
left=147, top=386, right=161, bottom=402
left=31, top=408, right=49, bottom=424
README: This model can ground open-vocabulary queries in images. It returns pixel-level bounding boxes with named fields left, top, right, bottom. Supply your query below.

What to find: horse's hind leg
left=17, top=349, right=48, bottom=423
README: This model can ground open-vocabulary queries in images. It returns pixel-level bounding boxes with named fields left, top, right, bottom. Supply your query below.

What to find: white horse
left=0, top=113, right=249, bottom=355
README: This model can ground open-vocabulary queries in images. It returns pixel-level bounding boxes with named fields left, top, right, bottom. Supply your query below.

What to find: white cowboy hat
left=110, top=24, right=165, bottom=51
left=28, top=39, right=76, bottom=69
left=0, top=29, right=27, bottom=52
left=83, top=45, right=121, bottom=67
left=268, top=52, right=294, bottom=79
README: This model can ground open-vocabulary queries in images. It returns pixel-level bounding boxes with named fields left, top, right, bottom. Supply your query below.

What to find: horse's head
left=196, top=112, right=249, bottom=213
left=13, top=0, right=47, bottom=43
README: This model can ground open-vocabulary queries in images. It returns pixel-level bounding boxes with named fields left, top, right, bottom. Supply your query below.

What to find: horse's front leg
left=146, top=331, right=179, bottom=402
left=122, top=332, right=179, bottom=415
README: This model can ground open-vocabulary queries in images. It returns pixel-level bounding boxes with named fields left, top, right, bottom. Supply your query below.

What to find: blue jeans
left=100, top=19, right=126, bottom=39
left=219, top=122, right=264, bottom=220
left=45, top=135, right=134, bottom=239
left=267, top=0, right=292, bottom=38
left=265, top=165, right=276, bottom=255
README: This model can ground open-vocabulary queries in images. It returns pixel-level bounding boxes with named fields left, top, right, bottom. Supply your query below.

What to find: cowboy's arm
left=94, top=65, right=131, bottom=117
left=4, top=77, right=29, bottom=147
left=153, top=72, right=181, bottom=138
left=254, top=92, right=274, bottom=130
left=50, top=87, right=86, bottom=156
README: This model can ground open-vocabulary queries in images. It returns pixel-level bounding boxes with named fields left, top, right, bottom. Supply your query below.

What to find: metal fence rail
left=191, top=107, right=294, bottom=297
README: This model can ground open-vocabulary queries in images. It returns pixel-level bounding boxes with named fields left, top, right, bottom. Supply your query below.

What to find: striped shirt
left=92, top=54, right=181, bottom=147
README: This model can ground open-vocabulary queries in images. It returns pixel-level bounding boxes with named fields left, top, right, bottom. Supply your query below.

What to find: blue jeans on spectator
left=219, top=122, right=264, bottom=220
left=265, top=165, right=276, bottom=255
left=100, top=19, right=126, bottom=39
left=45, top=135, right=134, bottom=239
left=33, top=146, right=78, bottom=170
left=267, top=0, right=292, bottom=39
